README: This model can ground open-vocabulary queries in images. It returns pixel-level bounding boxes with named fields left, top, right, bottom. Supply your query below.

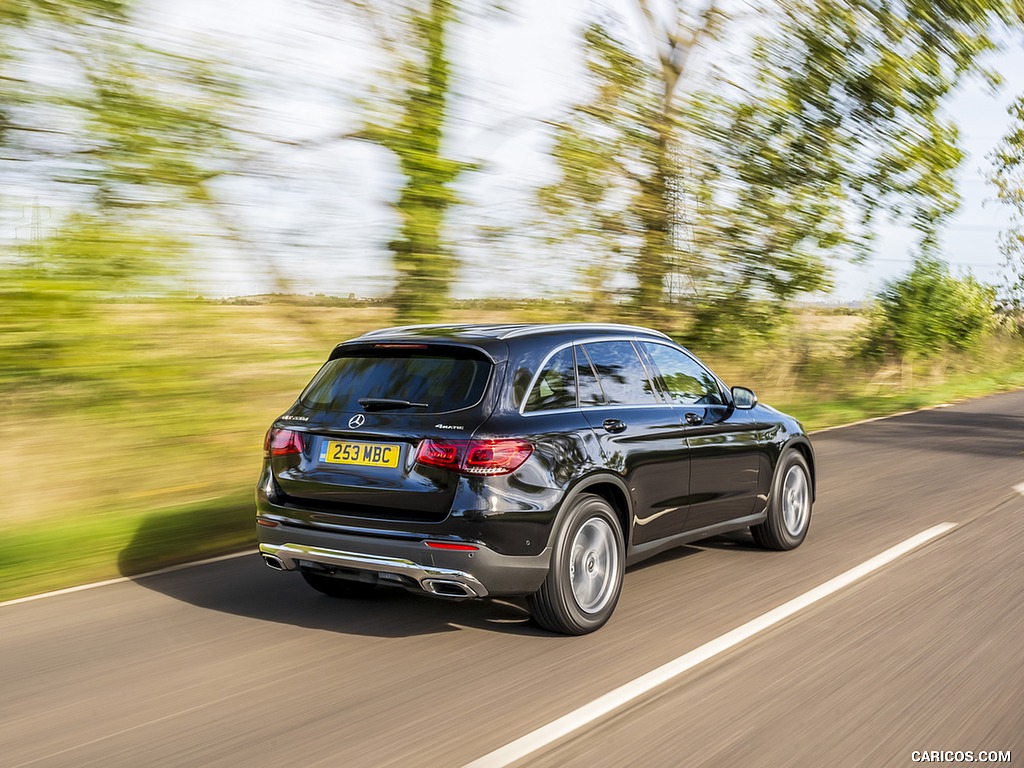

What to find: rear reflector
left=256, top=518, right=279, bottom=527
left=425, top=541, right=479, bottom=551
left=415, top=439, right=533, bottom=476
left=264, top=428, right=304, bottom=457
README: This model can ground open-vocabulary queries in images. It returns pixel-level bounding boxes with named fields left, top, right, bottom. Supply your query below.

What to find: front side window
left=524, top=347, right=577, bottom=412
left=580, top=341, right=660, bottom=406
left=642, top=342, right=724, bottom=406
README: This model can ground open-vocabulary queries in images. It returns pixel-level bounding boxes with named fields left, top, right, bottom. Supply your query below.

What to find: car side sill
left=625, top=513, right=767, bottom=567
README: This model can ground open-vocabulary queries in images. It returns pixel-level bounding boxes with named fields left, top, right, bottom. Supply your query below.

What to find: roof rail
left=497, top=323, right=670, bottom=340
left=351, top=322, right=672, bottom=341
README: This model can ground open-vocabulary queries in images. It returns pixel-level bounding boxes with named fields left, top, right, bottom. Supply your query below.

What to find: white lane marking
left=811, top=403, right=954, bottom=434
left=463, top=522, right=958, bottom=768
left=1014, top=483, right=1024, bottom=497
left=0, top=550, right=255, bottom=609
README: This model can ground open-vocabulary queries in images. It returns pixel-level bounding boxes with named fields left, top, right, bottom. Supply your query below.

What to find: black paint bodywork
left=256, top=323, right=815, bottom=596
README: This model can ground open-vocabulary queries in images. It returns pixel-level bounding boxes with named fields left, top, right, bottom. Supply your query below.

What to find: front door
left=577, top=340, right=690, bottom=545
left=640, top=342, right=761, bottom=533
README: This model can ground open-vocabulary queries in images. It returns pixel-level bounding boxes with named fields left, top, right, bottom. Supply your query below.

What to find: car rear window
left=300, top=348, right=492, bottom=414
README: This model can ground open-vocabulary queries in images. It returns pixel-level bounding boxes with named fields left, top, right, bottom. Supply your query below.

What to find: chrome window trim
left=521, top=402, right=681, bottom=417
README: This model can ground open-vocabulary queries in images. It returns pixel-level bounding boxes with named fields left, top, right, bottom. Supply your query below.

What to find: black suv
left=256, top=323, right=815, bottom=634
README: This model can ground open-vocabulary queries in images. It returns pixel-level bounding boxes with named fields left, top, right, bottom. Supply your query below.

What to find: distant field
left=2, top=299, right=1022, bottom=602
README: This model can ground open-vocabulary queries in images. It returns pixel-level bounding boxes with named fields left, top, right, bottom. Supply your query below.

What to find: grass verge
left=786, top=366, right=1024, bottom=431
left=1, top=493, right=255, bottom=603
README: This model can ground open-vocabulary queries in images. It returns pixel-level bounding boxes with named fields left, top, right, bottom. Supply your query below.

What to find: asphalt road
left=3, top=391, right=1024, bottom=768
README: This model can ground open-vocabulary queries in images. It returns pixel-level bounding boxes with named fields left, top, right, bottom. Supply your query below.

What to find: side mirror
left=731, top=386, right=758, bottom=410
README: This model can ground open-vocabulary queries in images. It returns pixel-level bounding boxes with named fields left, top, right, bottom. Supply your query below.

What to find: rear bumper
left=256, top=521, right=552, bottom=597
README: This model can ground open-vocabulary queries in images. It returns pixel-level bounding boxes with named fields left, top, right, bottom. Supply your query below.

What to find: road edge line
left=0, top=550, right=255, bottom=609
left=810, top=404, right=948, bottom=434
left=462, top=522, right=958, bottom=768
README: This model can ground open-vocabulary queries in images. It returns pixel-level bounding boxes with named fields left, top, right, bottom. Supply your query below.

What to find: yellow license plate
left=320, top=440, right=401, bottom=468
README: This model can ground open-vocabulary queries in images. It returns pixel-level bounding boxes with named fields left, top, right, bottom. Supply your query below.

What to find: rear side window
left=300, top=349, right=491, bottom=414
left=524, top=347, right=576, bottom=412
left=580, top=341, right=660, bottom=406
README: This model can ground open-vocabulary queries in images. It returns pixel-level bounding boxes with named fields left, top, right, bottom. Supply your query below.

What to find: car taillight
left=415, top=440, right=463, bottom=471
left=263, top=428, right=304, bottom=457
left=415, top=439, right=533, bottom=476
left=463, top=440, right=534, bottom=475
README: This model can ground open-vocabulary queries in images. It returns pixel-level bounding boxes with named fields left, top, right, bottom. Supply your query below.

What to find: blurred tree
left=542, top=0, right=1022, bottom=329
left=990, top=95, right=1024, bottom=328
left=538, top=5, right=725, bottom=320
left=306, top=0, right=483, bottom=322
left=58, top=40, right=240, bottom=288
left=0, top=0, right=241, bottom=387
left=0, top=1, right=125, bottom=147
left=861, top=256, right=996, bottom=359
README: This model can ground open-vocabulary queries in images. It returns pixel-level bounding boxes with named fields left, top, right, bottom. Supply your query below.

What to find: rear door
left=577, top=340, right=690, bottom=545
left=640, top=341, right=761, bottom=532
left=271, top=343, right=493, bottom=523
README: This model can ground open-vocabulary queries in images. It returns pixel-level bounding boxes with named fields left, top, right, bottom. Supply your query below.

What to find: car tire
left=301, top=570, right=377, bottom=599
left=751, top=449, right=812, bottom=551
left=528, top=494, right=625, bottom=635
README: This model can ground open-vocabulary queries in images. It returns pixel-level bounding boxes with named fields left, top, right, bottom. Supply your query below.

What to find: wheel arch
left=546, top=473, right=632, bottom=549
left=784, top=437, right=816, bottom=501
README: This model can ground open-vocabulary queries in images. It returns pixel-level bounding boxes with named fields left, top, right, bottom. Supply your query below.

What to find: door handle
left=685, top=412, right=704, bottom=426
left=602, top=418, right=627, bottom=434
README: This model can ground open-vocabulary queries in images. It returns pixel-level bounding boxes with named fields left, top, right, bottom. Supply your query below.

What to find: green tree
left=379, top=0, right=463, bottom=321
left=542, top=0, right=1021, bottom=326
left=538, top=5, right=724, bottom=319
left=301, top=0, right=488, bottom=322
left=990, top=95, right=1024, bottom=326
left=862, top=257, right=996, bottom=360
left=2, top=0, right=239, bottom=282
left=0, top=0, right=241, bottom=386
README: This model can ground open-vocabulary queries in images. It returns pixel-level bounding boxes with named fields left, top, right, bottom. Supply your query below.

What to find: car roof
left=353, top=323, right=672, bottom=342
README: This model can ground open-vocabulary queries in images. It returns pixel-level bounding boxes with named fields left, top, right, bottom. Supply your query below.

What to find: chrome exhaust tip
left=262, top=554, right=287, bottom=571
left=422, top=579, right=477, bottom=598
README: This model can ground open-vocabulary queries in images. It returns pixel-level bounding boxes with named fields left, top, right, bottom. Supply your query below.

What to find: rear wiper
left=358, top=397, right=429, bottom=412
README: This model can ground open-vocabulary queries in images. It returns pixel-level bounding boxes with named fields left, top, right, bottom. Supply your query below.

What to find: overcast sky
left=143, top=0, right=1024, bottom=302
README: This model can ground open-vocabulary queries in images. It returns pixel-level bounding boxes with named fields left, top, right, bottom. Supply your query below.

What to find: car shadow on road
left=625, top=531, right=764, bottom=575
left=130, top=549, right=553, bottom=638
left=120, top=507, right=761, bottom=639
left=119, top=507, right=557, bottom=638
